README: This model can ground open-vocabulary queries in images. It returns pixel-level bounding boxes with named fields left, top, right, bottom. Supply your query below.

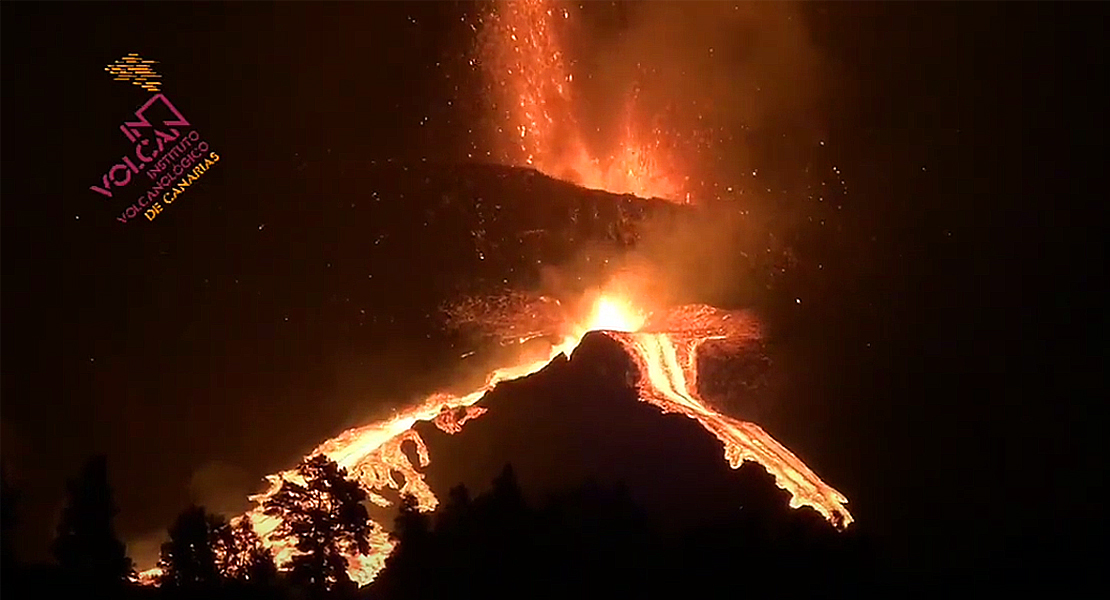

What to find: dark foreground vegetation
left=1, top=454, right=871, bottom=600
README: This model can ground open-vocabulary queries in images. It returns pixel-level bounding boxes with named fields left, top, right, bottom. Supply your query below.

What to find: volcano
left=410, top=330, right=840, bottom=534
left=227, top=298, right=851, bottom=586
left=365, top=331, right=868, bottom=598
left=116, top=159, right=850, bottom=584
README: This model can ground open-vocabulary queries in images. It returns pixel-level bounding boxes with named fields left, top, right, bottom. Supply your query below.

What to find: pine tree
left=157, top=505, right=224, bottom=590
left=220, top=518, right=279, bottom=585
left=51, top=455, right=133, bottom=586
left=158, top=505, right=282, bottom=596
left=1, top=462, right=20, bottom=584
left=378, top=493, right=435, bottom=598
left=435, top=483, right=472, bottom=532
left=390, top=493, right=431, bottom=545
left=261, top=454, right=375, bottom=595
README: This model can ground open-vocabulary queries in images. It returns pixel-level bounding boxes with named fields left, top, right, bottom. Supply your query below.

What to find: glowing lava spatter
left=478, top=0, right=688, bottom=202
left=135, top=1, right=850, bottom=585
left=146, top=295, right=851, bottom=587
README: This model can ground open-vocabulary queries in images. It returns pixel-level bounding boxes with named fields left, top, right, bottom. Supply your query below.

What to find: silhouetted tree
left=1, top=462, right=20, bottom=591
left=261, top=454, right=374, bottom=596
left=157, top=505, right=224, bottom=590
left=51, top=455, right=133, bottom=586
left=489, top=463, right=525, bottom=515
left=220, top=518, right=279, bottom=586
left=427, top=484, right=476, bottom=597
left=1, top=462, right=18, bottom=570
left=482, top=463, right=532, bottom=588
left=390, top=494, right=431, bottom=545
left=375, top=494, right=436, bottom=599
left=158, top=505, right=282, bottom=598
left=370, top=464, right=871, bottom=600
left=432, top=484, right=474, bottom=550
left=373, top=464, right=537, bottom=600
left=441, top=484, right=470, bottom=520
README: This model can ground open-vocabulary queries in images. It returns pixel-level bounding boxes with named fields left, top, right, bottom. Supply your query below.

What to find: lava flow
left=140, top=295, right=851, bottom=587
left=478, top=0, right=689, bottom=202
left=127, top=0, right=847, bottom=588
left=610, top=304, right=852, bottom=529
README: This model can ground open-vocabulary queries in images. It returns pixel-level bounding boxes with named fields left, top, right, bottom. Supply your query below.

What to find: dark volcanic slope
left=408, top=332, right=823, bottom=535
left=385, top=331, right=877, bottom=597
left=230, top=160, right=688, bottom=305
left=318, top=162, right=684, bottom=294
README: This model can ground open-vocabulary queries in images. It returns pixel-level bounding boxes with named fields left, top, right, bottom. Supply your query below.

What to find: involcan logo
left=92, top=54, right=220, bottom=224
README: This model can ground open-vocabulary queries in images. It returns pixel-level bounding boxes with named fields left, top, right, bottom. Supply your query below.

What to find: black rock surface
left=405, top=331, right=823, bottom=535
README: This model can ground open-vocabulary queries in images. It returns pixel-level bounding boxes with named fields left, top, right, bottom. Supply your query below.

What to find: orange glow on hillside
left=137, top=295, right=852, bottom=586
left=135, top=2, right=850, bottom=585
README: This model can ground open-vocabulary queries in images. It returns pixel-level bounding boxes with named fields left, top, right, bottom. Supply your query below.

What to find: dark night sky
left=2, top=0, right=1104, bottom=581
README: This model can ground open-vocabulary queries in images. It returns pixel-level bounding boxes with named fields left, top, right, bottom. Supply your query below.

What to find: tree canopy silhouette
left=367, top=461, right=873, bottom=600
left=373, top=493, right=435, bottom=599
left=157, top=505, right=224, bottom=590
left=50, top=455, right=133, bottom=586
left=158, top=504, right=279, bottom=597
left=374, top=463, right=549, bottom=599
left=261, top=454, right=375, bottom=596
left=2, top=462, right=20, bottom=596
left=2, top=462, right=18, bottom=571
left=220, top=517, right=279, bottom=586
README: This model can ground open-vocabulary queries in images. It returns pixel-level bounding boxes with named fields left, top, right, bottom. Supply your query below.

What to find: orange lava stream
left=480, top=0, right=688, bottom=202
left=133, top=296, right=851, bottom=586
left=609, top=327, right=853, bottom=529
left=241, top=334, right=584, bottom=586
left=132, top=0, right=844, bottom=586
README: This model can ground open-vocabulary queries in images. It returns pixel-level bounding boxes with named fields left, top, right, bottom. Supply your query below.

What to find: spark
left=477, top=0, right=687, bottom=201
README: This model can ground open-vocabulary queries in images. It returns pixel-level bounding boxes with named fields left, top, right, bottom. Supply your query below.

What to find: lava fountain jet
left=135, top=1, right=851, bottom=587
left=477, top=0, right=689, bottom=202
left=166, top=295, right=851, bottom=587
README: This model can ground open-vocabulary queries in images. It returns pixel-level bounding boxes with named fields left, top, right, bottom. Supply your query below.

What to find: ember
left=478, top=0, right=688, bottom=202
